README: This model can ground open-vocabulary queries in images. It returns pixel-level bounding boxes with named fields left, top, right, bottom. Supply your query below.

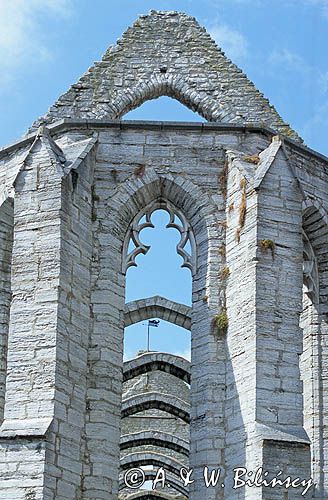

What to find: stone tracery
left=122, top=199, right=196, bottom=275
left=303, top=230, right=319, bottom=301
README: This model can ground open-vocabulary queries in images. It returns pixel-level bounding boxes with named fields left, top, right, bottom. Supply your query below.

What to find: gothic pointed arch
left=122, top=392, right=190, bottom=423
left=110, top=75, right=221, bottom=122
left=123, top=352, right=190, bottom=383
left=120, top=430, right=189, bottom=456
left=104, top=167, right=221, bottom=276
left=300, top=200, right=328, bottom=498
left=119, top=471, right=188, bottom=497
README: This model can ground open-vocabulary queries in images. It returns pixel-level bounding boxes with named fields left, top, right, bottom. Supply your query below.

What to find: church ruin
left=0, top=10, right=327, bottom=500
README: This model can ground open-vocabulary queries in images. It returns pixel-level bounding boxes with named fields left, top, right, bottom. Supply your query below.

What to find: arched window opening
left=299, top=209, right=324, bottom=495
left=300, top=230, right=319, bottom=436
left=121, top=204, right=192, bottom=498
left=124, top=207, right=193, bottom=305
left=124, top=95, right=205, bottom=123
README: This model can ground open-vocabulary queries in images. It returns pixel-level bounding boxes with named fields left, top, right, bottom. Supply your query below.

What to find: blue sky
left=125, top=211, right=192, bottom=360
left=1, top=0, right=327, bottom=359
left=0, top=0, right=327, bottom=154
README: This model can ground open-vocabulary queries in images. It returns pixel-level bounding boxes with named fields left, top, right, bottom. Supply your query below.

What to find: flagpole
left=147, top=321, right=150, bottom=351
left=146, top=320, right=159, bottom=352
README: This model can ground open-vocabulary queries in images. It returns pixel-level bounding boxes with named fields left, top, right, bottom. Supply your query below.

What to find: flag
left=148, top=319, right=160, bottom=327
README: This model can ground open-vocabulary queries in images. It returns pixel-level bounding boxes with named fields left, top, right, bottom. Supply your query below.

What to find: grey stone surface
left=0, top=9, right=327, bottom=500
left=28, top=12, right=299, bottom=141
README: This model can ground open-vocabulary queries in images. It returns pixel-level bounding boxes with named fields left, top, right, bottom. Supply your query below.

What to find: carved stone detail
left=303, top=230, right=319, bottom=300
left=122, top=198, right=196, bottom=275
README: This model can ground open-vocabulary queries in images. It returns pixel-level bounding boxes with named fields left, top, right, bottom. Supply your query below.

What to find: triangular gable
left=30, top=11, right=298, bottom=141
left=253, top=136, right=283, bottom=189
left=0, top=128, right=97, bottom=207
left=226, top=135, right=305, bottom=195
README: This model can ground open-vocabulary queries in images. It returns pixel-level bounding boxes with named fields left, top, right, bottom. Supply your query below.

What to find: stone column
left=0, top=130, right=94, bottom=500
left=0, top=199, right=13, bottom=423
left=225, top=146, right=311, bottom=499
left=83, top=155, right=126, bottom=499
left=189, top=196, right=227, bottom=500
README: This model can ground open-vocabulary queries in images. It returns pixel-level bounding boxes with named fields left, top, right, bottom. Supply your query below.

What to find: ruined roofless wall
left=0, top=9, right=327, bottom=500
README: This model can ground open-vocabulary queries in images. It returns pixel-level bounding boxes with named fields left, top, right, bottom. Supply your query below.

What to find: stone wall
left=0, top=11, right=327, bottom=496
left=0, top=198, right=13, bottom=423
left=120, top=361, right=190, bottom=499
left=0, top=120, right=326, bottom=499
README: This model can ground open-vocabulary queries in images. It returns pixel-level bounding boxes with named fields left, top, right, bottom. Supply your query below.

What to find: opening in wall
left=120, top=208, right=192, bottom=497
left=124, top=96, right=205, bottom=123
left=300, top=206, right=327, bottom=498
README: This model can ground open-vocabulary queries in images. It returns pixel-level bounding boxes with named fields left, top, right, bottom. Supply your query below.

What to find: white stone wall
left=0, top=10, right=326, bottom=499
left=0, top=122, right=326, bottom=500
left=90, top=125, right=225, bottom=499
left=0, top=198, right=13, bottom=423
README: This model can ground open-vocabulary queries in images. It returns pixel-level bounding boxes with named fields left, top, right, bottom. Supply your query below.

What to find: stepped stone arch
left=124, top=296, right=191, bottom=330
left=120, top=451, right=186, bottom=476
left=123, top=352, right=190, bottom=384
left=119, top=471, right=188, bottom=497
left=122, top=392, right=190, bottom=423
left=120, top=430, right=189, bottom=456
left=124, top=491, right=184, bottom=500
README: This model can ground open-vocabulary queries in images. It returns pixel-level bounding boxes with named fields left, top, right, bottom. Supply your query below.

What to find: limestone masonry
left=0, top=10, right=327, bottom=500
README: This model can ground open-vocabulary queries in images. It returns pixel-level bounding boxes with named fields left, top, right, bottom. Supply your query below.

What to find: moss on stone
left=214, top=309, right=228, bottom=335
left=260, top=239, right=275, bottom=258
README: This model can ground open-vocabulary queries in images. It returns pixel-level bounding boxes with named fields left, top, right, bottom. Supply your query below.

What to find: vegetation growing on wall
left=260, top=239, right=275, bottom=259
left=214, top=309, right=229, bottom=336
left=236, top=177, right=247, bottom=243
